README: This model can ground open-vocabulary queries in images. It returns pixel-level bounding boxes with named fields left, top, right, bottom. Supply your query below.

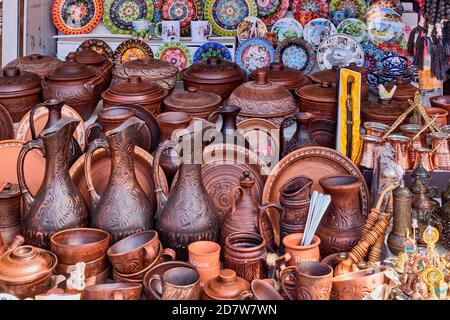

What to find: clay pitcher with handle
left=280, top=112, right=318, bottom=158
left=18, top=117, right=89, bottom=249
left=85, top=117, right=153, bottom=243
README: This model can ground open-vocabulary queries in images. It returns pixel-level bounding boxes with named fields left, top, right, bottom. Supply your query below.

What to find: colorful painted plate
left=204, top=0, right=258, bottom=37
left=316, top=34, right=364, bottom=70
left=161, top=0, right=202, bottom=36
left=76, top=39, right=114, bottom=61
left=153, top=0, right=164, bottom=22
left=364, top=7, right=404, bottom=45
left=367, top=0, right=403, bottom=15
left=52, top=0, right=103, bottom=35
left=275, top=37, right=316, bottom=73
left=235, top=37, right=275, bottom=74
left=256, top=0, right=289, bottom=26
left=237, top=16, right=268, bottom=43
left=103, top=0, right=154, bottom=35
left=113, top=39, right=154, bottom=64
left=292, top=0, right=328, bottom=27
left=303, top=18, right=337, bottom=49
left=193, top=42, right=233, bottom=62
left=361, top=42, right=384, bottom=73
left=329, top=0, right=367, bottom=19
left=271, top=18, right=304, bottom=43
left=378, top=43, right=412, bottom=63
left=155, top=41, right=193, bottom=72
left=336, top=18, right=368, bottom=43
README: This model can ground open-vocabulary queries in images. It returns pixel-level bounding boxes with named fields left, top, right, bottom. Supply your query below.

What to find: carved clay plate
left=262, top=146, right=370, bottom=247
left=336, top=18, right=369, bottom=43
left=292, top=0, right=329, bottom=27
left=236, top=16, right=268, bottom=43
left=316, top=34, right=364, bottom=70
left=0, top=104, right=14, bottom=141
left=271, top=18, right=304, bottom=43
left=256, top=0, right=289, bottom=26
left=113, top=39, right=154, bottom=64
left=52, top=0, right=103, bottom=35
left=364, top=7, right=404, bottom=45
left=193, top=42, right=233, bottom=63
left=235, top=37, right=275, bottom=74
left=329, top=0, right=367, bottom=19
left=76, top=39, right=114, bottom=61
left=103, top=0, right=154, bottom=35
left=161, top=0, right=202, bottom=36
left=275, top=37, right=316, bottom=73
left=155, top=41, right=193, bottom=73
left=303, top=18, right=337, bottom=50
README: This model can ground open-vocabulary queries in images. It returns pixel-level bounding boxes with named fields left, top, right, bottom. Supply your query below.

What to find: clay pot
left=361, top=98, right=408, bottom=127
left=430, top=95, right=450, bottom=123
left=282, top=233, right=321, bottom=266
left=181, top=57, right=246, bottom=101
left=84, top=283, right=142, bottom=300
left=251, top=279, right=283, bottom=300
left=50, top=228, right=111, bottom=265
left=202, top=269, right=253, bottom=300
left=148, top=267, right=201, bottom=300
left=385, top=79, right=419, bottom=105
left=56, top=254, right=108, bottom=278
left=196, top=262, right=221, bottom=286
left=426, top=107, right=448, bottom=126
left=0, top=67, right=43, bottom=122
left=164, top=87, right=222, bottom=119
left=5, top=54, right=62, bottom=79
left=75, top=49, right=113, bottom=92
left=280, top=112, right=318, bottom=157
left=188, top=241, right=221, bottom=270
left=0, top=183, right=22, bottom=245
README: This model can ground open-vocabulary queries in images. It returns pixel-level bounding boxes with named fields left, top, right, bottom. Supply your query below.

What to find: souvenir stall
left=0, top=0, right=448, bottom=301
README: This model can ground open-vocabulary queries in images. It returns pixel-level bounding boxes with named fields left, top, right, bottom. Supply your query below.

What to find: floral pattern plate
left=361, top=42, right=384, bottom=73
left=316, top=34, right=364, bottom=70
left=193, top=42, right=233, bottom=62
left=237, top=16, right=268, bottom=43
left=155, top=41, right=193, bottom=72
left=235, top=37, right=275, bottom=74
left=292, top=0, right=328, bottom=27
left=336, top=18, right=368, bottom=43
left=364, top=6, right=404, bottom=45
left=303, top=18, right=337, bottom=49
left=76, top=39, right=114, bottom=61
left=113, top=39, right=154, bottom=64
left=204, top=0, right=258, bottom=37
left=103, top=0, right=154, bottom=35
left=153, top=0, right=164, bottom=22
left=275, top=37, right=316, bottom=73
left=271, top=18, right=304, bottom=43
left=329, top=0, right=367, bottom=19
left=52, top=0, right=103, bottom=34
left=161, top=0, right=202, bottom=36
left=256, top=0, right=289, bottom=26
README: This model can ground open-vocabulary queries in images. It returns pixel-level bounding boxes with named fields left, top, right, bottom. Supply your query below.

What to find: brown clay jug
left=207, top=105, right=249, bottom=148
left=85, top=117, right=153, bottom=243
left=18, top=117, right=89, bottom=249
left=280, top=112, right=318, bottom=158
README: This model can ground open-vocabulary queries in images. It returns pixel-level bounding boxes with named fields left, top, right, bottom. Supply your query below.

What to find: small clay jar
left=0, top=183, right=22, bottom=245
left=75, top=49, right=113, bottom=92
left=164, top=87, right=222, bottom=119
left=5, top=54, right=62, bottom=79
left=202, top=269, right=253, bottom=300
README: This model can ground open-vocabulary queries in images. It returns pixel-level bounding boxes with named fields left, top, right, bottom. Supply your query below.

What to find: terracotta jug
left=207, top=105, right=249, bottom=148
left=280, top=112, right=318, bottom=158
left=86, top=117, right=153, bottom=243
left=18, top=118, right=89, bottom=249
left=153, top=124, right=219, bottom=261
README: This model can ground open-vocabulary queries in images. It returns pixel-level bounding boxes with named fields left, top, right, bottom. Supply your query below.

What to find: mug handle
left=155, top=22, right=162, bottom=38
left=280, top=267, right=297, bottom=301
left=148, top=274, right=164, bottom=300
left=207, top=24, right=213, bottom=38
left=238, top=290, right=254, bottom=300
left=161, top=248, right=176, bottom=262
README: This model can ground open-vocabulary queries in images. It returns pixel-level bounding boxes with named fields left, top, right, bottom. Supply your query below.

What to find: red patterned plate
left=292, top=0, right=328, bottom=26
left=113, top=39, right=154, bottom=64
left=256, top=0, right=290, bottom=26
left=77, top=39, right=114, bottom=61
left=52, top=0, right=103, bottom=35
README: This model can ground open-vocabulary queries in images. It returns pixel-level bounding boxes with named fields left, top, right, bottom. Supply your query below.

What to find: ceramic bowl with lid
left=201, top=269, right=253, bottom=300
left=385, top=79, right=419, bottom=106
left=5, top=54, right=62, bottom=79
left=164, top=87, right=222, bottom=119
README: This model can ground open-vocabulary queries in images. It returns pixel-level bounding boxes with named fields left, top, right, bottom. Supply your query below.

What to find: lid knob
left=29, top=54, right=43, bottom=61
left=320, top=81, right=332, bottom=88
left=255, top=70, right=268, bottom=85
left=207, top=56, right=222, bottom=65
left=128, top=75, right=142, bottom=84
left=3, top=67, right=20, bottom=77
left=187, top=87, right=198, bottom=93
left=11, top=246, right=37, bottom=260
left=66, top=52, right=77, bottom=62
left=270, top=62, right=284, bottom=71
left=218, top=269, right=237, bottom=283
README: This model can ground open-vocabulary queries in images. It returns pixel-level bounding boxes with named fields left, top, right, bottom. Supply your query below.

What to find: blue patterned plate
left=193, top=42, right=233, bottom=62
left=275, top=37, right=316, bottom=73
left=235, top=37, right=275, bottom=74
left=303, top=18, right=337, bottom=49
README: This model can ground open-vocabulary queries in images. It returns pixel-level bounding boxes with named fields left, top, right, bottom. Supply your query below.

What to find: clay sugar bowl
left=164, top=87, right=222, bottom=119
left=84, top=283, right=142, bottom=300
left=202, top=269, right=253, bottom=300
left=5, top=54, right=62, bottom=79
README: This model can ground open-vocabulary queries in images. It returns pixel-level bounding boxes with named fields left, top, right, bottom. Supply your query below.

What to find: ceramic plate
left=235, top=37, right=275, bottom=74
left=303, top=18, right=337, bottom=49
left=161, top=0, right=202, bottom=35
left=364, top=7, right=404, bottom=45
left=292, top=0, right=328, bottom=27
left=275, top=37, right=316, bottom=73
left=378, top=43, right=412, bottom=64
left=271, top=18, right=304, bottom=43
left=153, top=0, right=164, bottom=22
left=103, top=0, right=154, bottom=35
left=155, top=41, right=193, bottom=72
left=316, top=34, right=364, bottom=70
left=204, top=0, right=258, bottom=37
left=367, top=0, right=403, bottom=15
left=76, top=39, right=114, bottom=61
left=52, top=0, right=103, bottom=35
left=0, top=104, right=14, bottom=142
left=193, top=42, right=233, bottom=62
left=113, top=39, right=154, bottom=64
left=237, top=16, right=268, bottom=43
left=256, top=0, right=289, bottom=26
left=336, top=18, right=368, bottom=43
left=361, top=42, right=384, bottom=72
left=329, top=0, right=367, bottom=19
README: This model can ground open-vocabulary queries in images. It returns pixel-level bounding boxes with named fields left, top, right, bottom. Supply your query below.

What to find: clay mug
left=188, top=241, right=221, bottom=285
left=191, top=20, right=212, bottom=43
left=148, top=267, right=201, bottom=300
left=155, top=20, right=181, bottom=42
left=196, top=262, right=221, bottom=287
left=282, top=233, right=321, bottom=266
left=281, top=261, right=333, bottom=300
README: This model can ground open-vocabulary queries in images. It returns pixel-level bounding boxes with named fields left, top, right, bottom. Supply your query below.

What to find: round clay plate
left=15, top=105, right=86, bottom=151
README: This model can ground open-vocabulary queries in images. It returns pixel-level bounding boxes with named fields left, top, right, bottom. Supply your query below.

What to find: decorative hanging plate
left=361, top=42, right=384, bottom=73
left=316, top=34, right=364, bottom=70
left=193, top=42, right=233, bottom=63
left=204, top=0, right=258, bottom=37
left=76, top=39, right=114, bottom=61
left=367, top=0, right=403, bottom=15
left=271, top=18, right=304, bottom=43
left=303, top=18, right=337, bottom=49
left=161, top=0, right=202, bottom=36
left=235, top=37, right=275, bottom=74
left=153, top=0, right=164, bottom=22
left=329, top=0, right=367, bottom=19
left=155, top=41, right=193, bottom=72
left=364, top=7, right=404, bottom=45
left=52, top=0, right=103, bottom=35
left=292, top=0, right=328, bottom=27
left=336, top=18, right=369, bottom=43
left=103, top=0, right=154, bottom=35
left=378, top=43, right=412, bottom=64
left=113, top=39, right=154, bottom=64
left=256, top=0, right=289, bottom=26
left=237, top=16, right=268, bottom=43
left=275, top=37, right=316, bottom=73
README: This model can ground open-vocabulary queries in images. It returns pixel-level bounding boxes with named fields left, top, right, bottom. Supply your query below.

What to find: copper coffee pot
left=429, top=132, right=450, bottom=170
left=386, top=134, right=412, bottom=170
left=357, top=135, right=383, bottom=169
left=413, top=147, right=434, bottom=172
left=400, top=124, right=427, bottom=165
left=363, top=122, right=390, bottom=137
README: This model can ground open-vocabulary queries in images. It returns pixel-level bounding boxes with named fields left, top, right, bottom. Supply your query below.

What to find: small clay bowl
left=107, top=230, right=159, bottom=274
left=85, top=267, right=111, bottom=287
left=84, top=283, right=142, bottom=300
left=251, top=279, right=283, bottom=300
left=50, top=228, right=111, bottom=265
left=56, top=254, right=108, bottom=278
left=426, top=107, right=448, bottom=126
left=113, top=270, right=143, bottom=284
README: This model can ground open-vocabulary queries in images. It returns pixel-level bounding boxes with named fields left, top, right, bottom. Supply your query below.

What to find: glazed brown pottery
left=75, top=49, right=113, bottom=91
left=280, top=112, right=318, bottom=157
left=281, top=261, right=333, bottom=300
left=278, top=265, right=296, bottom=300
left=386, top=134, right=412, bottom=170
left=251, top=279, right=283, bottom=300
left=148, top=267, right=200, bottom=300
left=282, top=233, right=321, bottom=265
left=430, top=95, right=450, bottom=122
left=280, top=176, right=313, bottom=228
left=85, top=267, right=111, bottom=287
left=18, top=118, right=89, bottom=249
left=86, top=117, right=153, bottom=243
left=387, top=184, right=413, bottom=255
left=202, top=269, right=252, bottom=300
left=5, top=54, right=62, bottom=79
left=164, top=87, right=222, bottom=119
left=188, top=241, right=221, bottom=270
left=426, top=107, right=448, bottom=126
left=50, top=228, right=111, bottom=265
left=43, top=52, right=103, bottom=121
left=385, top=79, right=419, bottom=106
left=364, top=122, right=390, bottom=137
left=181, top=57, right=246, bottom=101
left=56, top=253, right=108, bottom=277
left=430, top=132, right=450, bottom=170
left=361, top=98, right=408, bottom=127
left=0, top=183, right=22, bottom=245
left=196, top=262, right=221, bottom=286
left=84, top=283, right=142, bottom=300
left=107, top=230, right=160, bottom=274
left=0, top=67, right=43, bottom=122
left=228, top=69, right=297, bottom=127
left=0, top=245, right=57, bottom=299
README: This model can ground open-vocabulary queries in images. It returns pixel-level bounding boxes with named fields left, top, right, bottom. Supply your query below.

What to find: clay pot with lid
left=5, top=54, right=62, bottom=79
left=43, top=52, right=103, bottom=121
left=75, top=49, right=113, bottom=92
left=164, top=87, right=221, bottom=119
left=0, top=183, right=22, bottom=245
left=202, top=269, right=253, bottom=300
left=182, top=57, right=246, bottom=101
left=385, top=78, right=419, bottom=106
left=361, top=98, right=408, bottom=127
left=228, top=70, right=297, bottom=127
left=102, top=76, right=168, bottom=115
left=0, top=67, right=43, bottom=122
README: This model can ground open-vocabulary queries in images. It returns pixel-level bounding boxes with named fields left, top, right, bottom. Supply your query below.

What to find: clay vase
left=86, top=117, right=153, bottom=243
left=282, top=233, right=321, bottom=266
left=279, top=176, right=313, bottom=230
left=18, top=118, right=89, bottom=249
left=207, top=105, right=249, bottom=148
left=280, top=112, right=318, bottom=158
left=317, top=175, right=364, bottom=257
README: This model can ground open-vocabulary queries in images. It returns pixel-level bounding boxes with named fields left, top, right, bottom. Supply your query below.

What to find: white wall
left=25, top=0, right=57, bottom=56
left=2, top=0, right=19, bottom=66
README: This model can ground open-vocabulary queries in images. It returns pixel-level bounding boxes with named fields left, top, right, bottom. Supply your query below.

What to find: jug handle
left=229, top=186, right=244, bottom=215
left=85, top=122, right=103, bottom=148
left=148, top=274, right=163, bottom=300
left=206, top=110, right=220, bottom=123
left=85, top=139, right=110, bottom=208
left=280, top=267, right=297, bottom=300
left=279, top=116, right=294, bottom=158
left=29, top=102, right=47, bottom=140
left=258, top=202, right=282, bottom=251
left=238, top=290, right=254, bottom=300
left=17, top=139, right=45, bottom=215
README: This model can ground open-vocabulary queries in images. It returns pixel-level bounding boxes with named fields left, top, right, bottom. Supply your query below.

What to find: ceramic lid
left=0, top=182, right=21, bottom=199
left=113, top=58, right=178, bottom=79
left=361, top=98, right=407, bottom=121
left=295, top=81, right=337, bottom=103
left=203, top=269, right=251, bottom=300
left=182, top=57, right=246, bottom=83
left=309, top=66, right=339, bottom=84
left=164, top=87, right=221, bottom=111
left=0, top=67, right=42, bottom=94
left=249, top=62, right=310, bottom=90
left=75, top=49, right=107, bottom=65
left=386, top=78, right=419, bottom=100
left=102, top=76, right=168, bottom=103
left=5, top=54, right=62, bottom=70
left=48, top=52, right=96, bottom=81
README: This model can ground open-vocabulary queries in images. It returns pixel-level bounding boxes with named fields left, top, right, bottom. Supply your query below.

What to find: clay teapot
left=280, top=112, right=318, bottom=158
left=5, top=54, right=62, bottom=79
left=86, top=117, right=154, bottom=243
left=201, top=269, right=253, bottom=300
left=75, top=49, right=113, bottom=91
left=18, top=117, right=89, bottom=249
